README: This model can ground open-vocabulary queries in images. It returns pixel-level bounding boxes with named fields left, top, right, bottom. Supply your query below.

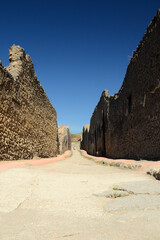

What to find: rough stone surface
left=81, top=10, right=160, bottom=160
left=0, top=45, right=59, bottom=160
left=117, top=180, right=160, bottom=194
left=104, top=194, right=160, bottom=212
left=147, top=169, right=160, bottom=180
left=58, top=124, right=71, bottom=154
left=1, top=149, right=160, bottom=240
left=80, top=124, right=90, bottom=151
left=93, top=190, right=129, bottom=198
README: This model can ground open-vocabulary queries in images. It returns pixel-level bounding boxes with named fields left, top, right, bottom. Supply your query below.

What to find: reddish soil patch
left=0, top=151, right=71, bottom=172
left=81, top=150, right=160, bottom=173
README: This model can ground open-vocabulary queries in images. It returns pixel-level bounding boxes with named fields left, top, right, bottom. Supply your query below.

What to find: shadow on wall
left=81, top=9, right=160, bottom=161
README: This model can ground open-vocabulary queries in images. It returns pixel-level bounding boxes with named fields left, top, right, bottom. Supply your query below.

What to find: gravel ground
left=0, top=145, right=160, bottom=240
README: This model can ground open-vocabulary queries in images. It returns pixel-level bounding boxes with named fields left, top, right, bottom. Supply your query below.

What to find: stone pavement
left=81, top=149, right=160, bottom=177
left=0, top=148, right=160, bottom=240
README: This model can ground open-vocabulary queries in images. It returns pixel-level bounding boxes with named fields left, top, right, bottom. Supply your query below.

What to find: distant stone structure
left=0, top=45, right=59, bottom=160
left=81, top=124, right=90, bottom=151
left=81, top=9, right=160, bottom=160
left=71, top=133, right=82, bottom=143
left=58, top=124, right=71, bottom=154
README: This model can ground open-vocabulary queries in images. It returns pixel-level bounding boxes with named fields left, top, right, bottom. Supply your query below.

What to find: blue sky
left=0, top=0, right=159, bottom=133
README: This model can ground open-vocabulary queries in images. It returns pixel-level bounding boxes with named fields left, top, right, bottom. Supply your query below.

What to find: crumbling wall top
left=8, top=44, right=26, bottom=62
left=5, top=44, right=34, bottom=81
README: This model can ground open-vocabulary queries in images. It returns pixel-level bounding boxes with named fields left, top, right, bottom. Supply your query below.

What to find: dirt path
left=0, top=147, right=160, bottom=240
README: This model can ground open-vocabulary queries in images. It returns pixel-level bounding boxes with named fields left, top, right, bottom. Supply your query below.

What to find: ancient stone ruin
left=58, top=124, right=71, bottom=154
left=81, top=124, right=90, bottom=151
left=0, top=45, right=59, bottom=160
left=81, top=9, right=160, bottom=160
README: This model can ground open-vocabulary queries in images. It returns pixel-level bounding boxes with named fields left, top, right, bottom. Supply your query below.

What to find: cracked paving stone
left=117, top=180, right=160, bottom=195
left=104, top=194, right=160, bottom=212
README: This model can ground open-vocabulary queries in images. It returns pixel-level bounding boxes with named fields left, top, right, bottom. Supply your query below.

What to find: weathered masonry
left=58, top=124, right=71, bottom=154
left=0, top=45, right=59, bottom=160
left=81, top=9, right=160, bottom=160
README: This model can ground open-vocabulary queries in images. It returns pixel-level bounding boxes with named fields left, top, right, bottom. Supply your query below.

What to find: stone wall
left=0, top=45, right=59, bottom=160
left=58, top=124, right=71, bottom=154
left=81, top=9, right=160, bottom=160
left=80, top=124, right=90, bottom=151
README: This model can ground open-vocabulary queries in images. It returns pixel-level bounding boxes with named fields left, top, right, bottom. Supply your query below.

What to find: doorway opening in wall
left=128, top=94, right=132, bottom=114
